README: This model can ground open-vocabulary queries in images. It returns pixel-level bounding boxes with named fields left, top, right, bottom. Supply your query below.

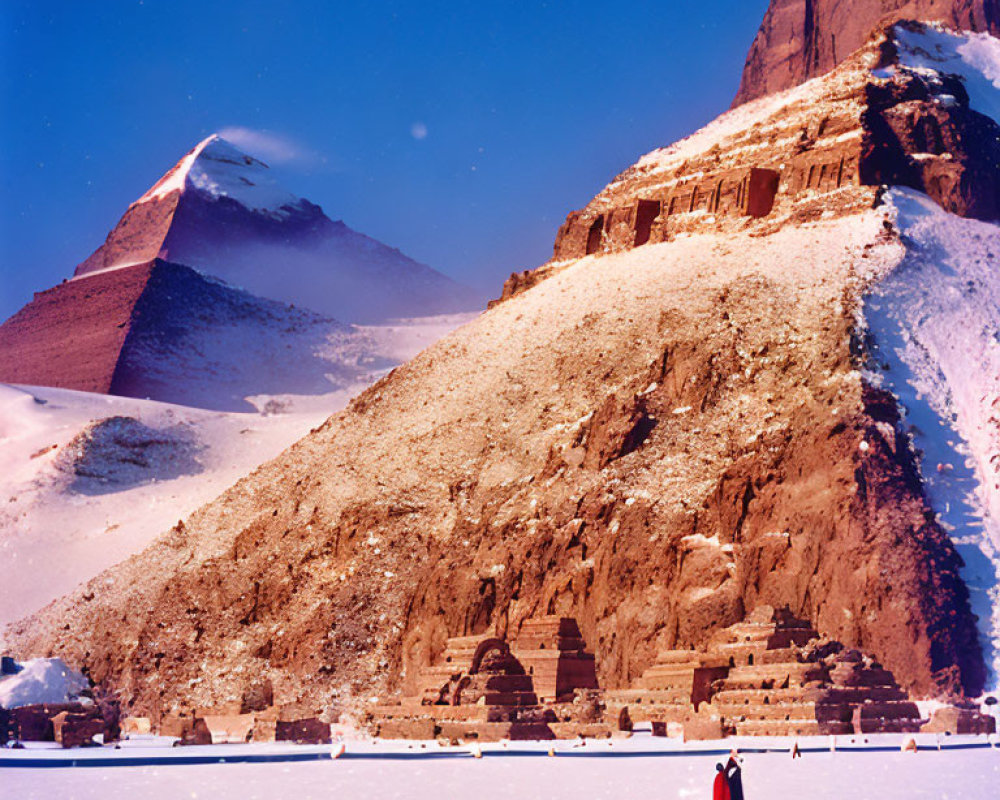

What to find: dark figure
left=726, top=754, right=744, bottom=800
left=714, top=763, right=731, bottom=800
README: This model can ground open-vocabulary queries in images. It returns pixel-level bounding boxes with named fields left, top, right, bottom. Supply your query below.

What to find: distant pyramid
left=76, top=135, right=478, bottom=323
left=0, top=258, right=381, bottom=412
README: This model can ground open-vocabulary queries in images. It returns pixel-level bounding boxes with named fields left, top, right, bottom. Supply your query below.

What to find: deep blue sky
left=0, top=1, right=767, bottom=319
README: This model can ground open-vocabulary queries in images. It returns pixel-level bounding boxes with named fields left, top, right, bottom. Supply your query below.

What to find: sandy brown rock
left=3, top=211, right=983, bottom=720
left=541, top=28, right=1000, bottom=294
left=733, top=0, right=1000, bottom=106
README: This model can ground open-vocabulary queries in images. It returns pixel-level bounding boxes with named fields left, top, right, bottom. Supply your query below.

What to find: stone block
left=121, top=716, right=152, bottom=736
left=252, top=716, right=277, bottom=743
left=201, top=713, right=255, bottom=744
left=682, top=716, right=725, bottom=741
left=180, top=718, right=212, bottom=746
left=275, top=718, right=331, bottom=744
left=159, top=714, right=194, bottom=739
left=52, top=710, right=107, bottom=748
left=378, top=717, right=437, bottom=740
left=921, top=706, right=997, bottom=735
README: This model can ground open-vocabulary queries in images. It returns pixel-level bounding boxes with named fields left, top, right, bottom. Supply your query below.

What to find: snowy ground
left=887, top=24, right=1000, bottom=127
left=861, top=188, right=1000, bottom=688
left=1, top=733, right=998, bottom=800
left=0, top=313, right=475, bottom=627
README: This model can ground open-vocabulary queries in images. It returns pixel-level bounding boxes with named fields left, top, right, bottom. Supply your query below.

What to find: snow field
left=0, top=314, right=472, bottom=628
left=1, top=736, right=998, bottom=800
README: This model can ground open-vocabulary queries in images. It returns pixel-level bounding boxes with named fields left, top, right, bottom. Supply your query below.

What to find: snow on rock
left=57, top=416, right=204, bottom=495
left=0, top=657, right=88, bottom=709
left=139, top=135, right=298, bottom=217
left=75, top=135, right=480, bottom=323
left=889, top=24, right=1000, bottom=126
left=861, top=187, right=1000, bottom=689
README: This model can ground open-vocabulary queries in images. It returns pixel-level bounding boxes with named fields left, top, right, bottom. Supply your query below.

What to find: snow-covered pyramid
left=76, top=135, right=478, bottom=323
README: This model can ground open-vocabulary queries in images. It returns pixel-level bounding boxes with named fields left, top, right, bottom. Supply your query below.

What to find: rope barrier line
left=0, top=740, right=996, bottom=769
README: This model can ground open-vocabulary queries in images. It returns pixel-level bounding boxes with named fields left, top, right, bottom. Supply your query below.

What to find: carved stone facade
left=542, top=25, right=1000, bottom=270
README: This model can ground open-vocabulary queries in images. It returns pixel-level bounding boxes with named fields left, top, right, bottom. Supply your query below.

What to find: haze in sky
left=0, top=0, right=768, bottom=320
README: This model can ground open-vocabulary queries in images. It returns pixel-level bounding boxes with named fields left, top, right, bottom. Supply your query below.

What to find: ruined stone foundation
left=606, top=607, right=992, bottom=739
left=369, top=617, right=605, bottom=741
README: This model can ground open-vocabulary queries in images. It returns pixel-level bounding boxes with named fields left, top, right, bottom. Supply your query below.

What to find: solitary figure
left=726, top=751, right=744, bottom=800
left=713, top=763, right=731, bottom=800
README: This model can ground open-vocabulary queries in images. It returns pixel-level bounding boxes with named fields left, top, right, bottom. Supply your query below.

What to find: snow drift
left=0, top=658, right=88, bottom=709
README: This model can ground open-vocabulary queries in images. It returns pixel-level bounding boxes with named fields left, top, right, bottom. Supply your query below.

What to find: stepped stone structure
left=374, top=608, right=993, bottom=741
left=607, top=607, right=976, bottom=738
left=1, top=701, right=121, bottom=748
left=604, top=650, right=730, bottom=728
left=370, top=617, right=601, bottom=741
left=510, top=617, right=599, bottom=703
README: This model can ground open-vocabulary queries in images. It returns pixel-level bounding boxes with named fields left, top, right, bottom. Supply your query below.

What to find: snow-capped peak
left=136, top=134, right=299, bottom=216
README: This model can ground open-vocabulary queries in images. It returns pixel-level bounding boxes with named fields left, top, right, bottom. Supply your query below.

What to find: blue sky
left=0, top=0, right=767, bottom=319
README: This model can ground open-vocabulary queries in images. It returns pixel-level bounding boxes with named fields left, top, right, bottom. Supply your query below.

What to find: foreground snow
left=1, top=733, right=997, bottom=800
left=0, top=384, right=341, bottom=626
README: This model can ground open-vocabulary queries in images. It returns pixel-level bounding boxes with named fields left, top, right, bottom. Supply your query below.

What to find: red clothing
left=714, top=771, right=731, bottom=800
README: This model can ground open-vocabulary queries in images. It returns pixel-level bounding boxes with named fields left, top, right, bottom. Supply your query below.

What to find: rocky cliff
left=4, top=208, right=985, bottom=720
left=733, top=0, right=1000, bottom=106
left=506, top=22, right=1000, bottom=308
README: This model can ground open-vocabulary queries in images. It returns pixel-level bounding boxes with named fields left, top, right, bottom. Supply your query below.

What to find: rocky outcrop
left=733, top=0, right=1000, bottom=106
left=5, top=211, right=985, bottom=722
left=520, top=24, right=1000, bottom=310
left=861, top=48, right=1000, bottom=219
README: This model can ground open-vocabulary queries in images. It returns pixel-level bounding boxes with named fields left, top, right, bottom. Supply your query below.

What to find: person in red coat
left=714, top=763, right=731, bottom=800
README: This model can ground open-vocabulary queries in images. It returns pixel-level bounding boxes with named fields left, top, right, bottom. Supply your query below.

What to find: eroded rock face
left=861, top=61, right=1000, bottom=219
left=733, top=0, right=1000, bottom=107
left=4, top=213, right=984, bottom=721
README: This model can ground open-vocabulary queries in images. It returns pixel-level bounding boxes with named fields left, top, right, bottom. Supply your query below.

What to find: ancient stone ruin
left=515, top=23, right=1000, bottom=288
left=606, top=606, right=994, bottom=739
left=370, top=608, right=993, bottom=741
left=1, top=700, right=121, bottom=749
left=369, top=616, right=603, bottom=741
